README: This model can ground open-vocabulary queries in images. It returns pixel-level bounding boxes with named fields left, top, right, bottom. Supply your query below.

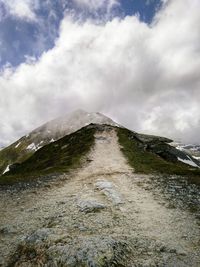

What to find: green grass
left=117, top=128, right=200, bottom=185
left=0, top=126, right=95, bottom=185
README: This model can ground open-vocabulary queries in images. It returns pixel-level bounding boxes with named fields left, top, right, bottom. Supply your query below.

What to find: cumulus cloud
left=0, top=0, right=200, bottom=146
left=0, top=0, right=39, bottom=21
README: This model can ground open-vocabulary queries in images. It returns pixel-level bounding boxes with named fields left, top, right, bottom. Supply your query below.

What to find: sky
left=0, top=0, right=200, bottom=146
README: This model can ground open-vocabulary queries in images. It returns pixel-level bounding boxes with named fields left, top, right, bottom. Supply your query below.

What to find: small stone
left=78, top=200, right=106, bottom=213
left=57, top=200, right=67, bottom=205
left=95, top=180, right=124, bottom=205
left=26, top=228, right=52, bottom=243
left=169, top=248, right=177, bottom=253
left=0, top=226, right=10, bottom=235
left=78, top=226, right=87, bottom=231
left=178, top=250, right=187, bottom=256
left=181, top=234, right=188, bottom=239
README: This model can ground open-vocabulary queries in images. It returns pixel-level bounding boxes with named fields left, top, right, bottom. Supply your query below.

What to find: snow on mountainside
left=0, top=110, right=119, bottom=174
left=171, top=142, right=200, bottom=161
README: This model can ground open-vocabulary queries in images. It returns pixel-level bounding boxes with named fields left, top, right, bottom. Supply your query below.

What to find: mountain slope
left=0, top=125, right=96, bottom=185
left=0, top=110, right=119, bottom=175
left=118, top=127, right=200, bottom=183
left=0, top=110, right=200, bottom=180
left=1, top=124, right=200, bottom=186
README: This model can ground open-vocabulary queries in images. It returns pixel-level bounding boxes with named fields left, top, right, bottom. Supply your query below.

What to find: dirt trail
left=0, top=128, right=199, bottom=266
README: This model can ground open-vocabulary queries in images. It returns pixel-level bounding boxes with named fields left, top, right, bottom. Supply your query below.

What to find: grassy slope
left=0, top=139, right=33, bottom=174
left=0, top=126, right=95, bottom=185
left=117, top=128, right=200, bottom=185
left=0, top=131, right=60, bottom=174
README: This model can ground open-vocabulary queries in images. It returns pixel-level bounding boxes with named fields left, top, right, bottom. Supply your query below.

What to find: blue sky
left=0, top=0, right=162, bottom=68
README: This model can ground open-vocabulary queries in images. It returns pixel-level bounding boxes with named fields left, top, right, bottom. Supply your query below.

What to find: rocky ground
left=0, top=128, right=200, bottom=266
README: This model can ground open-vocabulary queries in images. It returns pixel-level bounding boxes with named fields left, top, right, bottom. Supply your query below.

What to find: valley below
left=0, top=126, right=200, bottom=266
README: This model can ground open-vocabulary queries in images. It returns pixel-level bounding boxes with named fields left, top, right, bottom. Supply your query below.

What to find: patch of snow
left=15, top=142, right=21, bottom=148
left=26, top=143, right=37, bottom=151
left=178, top=157, right=199, bottom=168
left=190, top=147, right=198, bottom=151
left=50, top=138, right=55, bottom=143
left=27, top=142, right=43, bottom=151
left=3, top=165, right=10, bottom=174
left=193, top=156, right=200, bottom=161
left=176, top=146, right=184, bottom=151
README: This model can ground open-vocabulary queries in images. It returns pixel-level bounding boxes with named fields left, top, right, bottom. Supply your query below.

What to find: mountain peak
left=39, top=109, right=119, bottom=135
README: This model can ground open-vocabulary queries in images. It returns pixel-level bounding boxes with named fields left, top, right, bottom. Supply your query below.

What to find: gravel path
left=0, top=127, right=199, bottom=266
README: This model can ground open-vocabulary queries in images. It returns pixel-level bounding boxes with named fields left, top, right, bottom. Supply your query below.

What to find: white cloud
left=73, top=0, right=119, bottom=11
left=0, top=0, right=200, bottom=146
left=0, top=0, right=39, bottom=21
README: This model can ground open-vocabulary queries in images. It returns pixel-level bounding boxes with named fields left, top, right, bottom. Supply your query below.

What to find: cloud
left=72, top=0, right=119, bottom=11
left=0, top=0, right=39, bottom=21
left=0, top=0, right=200, bottom=146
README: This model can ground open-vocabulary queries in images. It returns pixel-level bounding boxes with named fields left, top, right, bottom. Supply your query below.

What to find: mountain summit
left=32, top=109, right=119, bottom=141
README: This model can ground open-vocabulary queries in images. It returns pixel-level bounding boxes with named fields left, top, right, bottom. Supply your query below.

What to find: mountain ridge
left=1, top=123, right=200, bottom=186
left=0, top=110, right=200, bottom=180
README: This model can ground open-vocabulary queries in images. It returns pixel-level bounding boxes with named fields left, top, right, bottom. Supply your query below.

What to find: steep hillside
left=0, top=110, right=119, bottom=174
left=117, top=127, right=200, bottom=184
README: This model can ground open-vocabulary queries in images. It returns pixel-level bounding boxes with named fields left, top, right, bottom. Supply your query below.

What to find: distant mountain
left=0, top=110, right=119, bottom=174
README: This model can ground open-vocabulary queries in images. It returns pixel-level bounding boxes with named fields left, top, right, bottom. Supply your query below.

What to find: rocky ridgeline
left=130, top=131, right=200, bottom=167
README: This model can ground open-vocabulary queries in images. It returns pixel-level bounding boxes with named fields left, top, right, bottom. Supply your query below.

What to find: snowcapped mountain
left=0, top=110, right=119, bottom=174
